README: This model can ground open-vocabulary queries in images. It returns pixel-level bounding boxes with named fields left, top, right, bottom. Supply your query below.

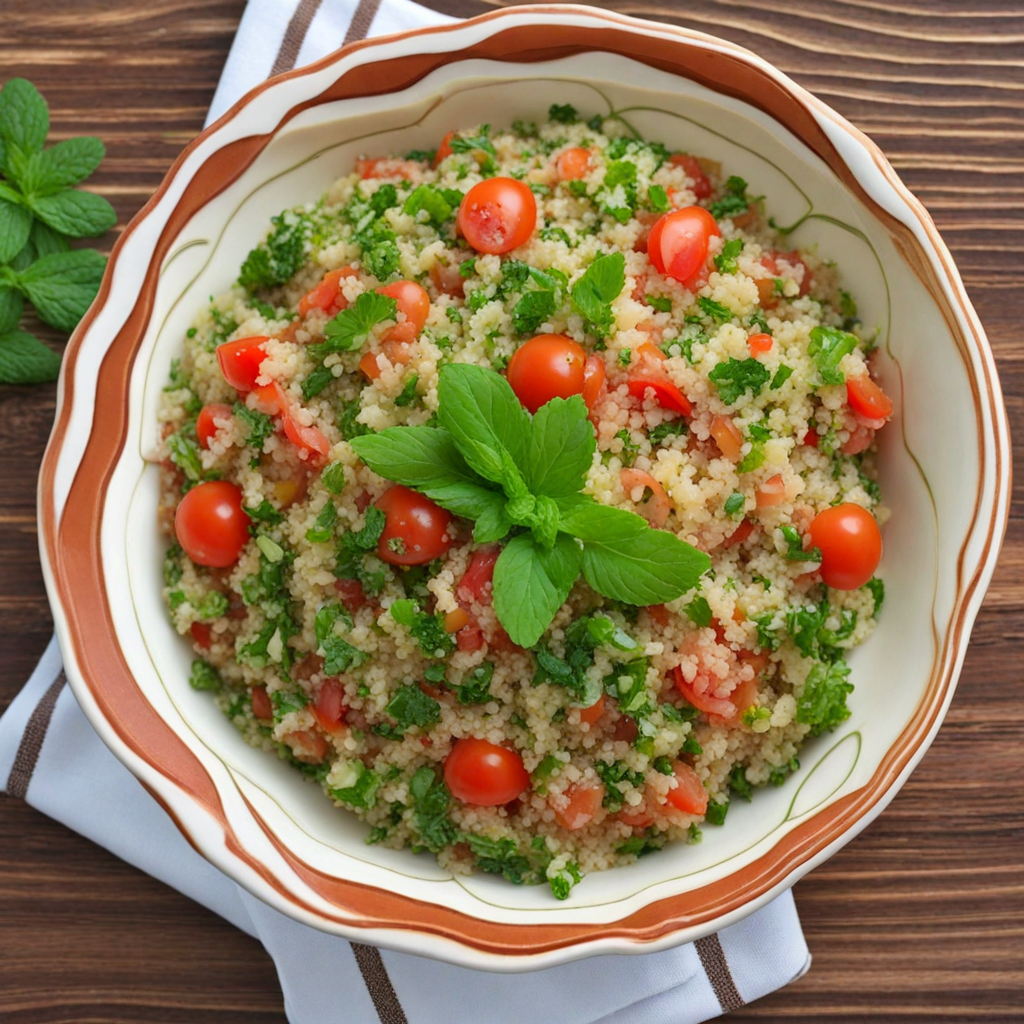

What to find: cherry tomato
left=581, top=355, right=605, bottom=415
left=668, top=154, right=713, bottom=199
left=556, top=146, right=591, bottom=181
left=298, top=266, right=355, bottom=318
left=627, top=375, right=693, bottom=416
left=747, top=332, right=773, bottom=355
left=434, top=130, right=456, bottom=166
left=196, top=403, right=233, bottom=449
left=251, top=686, right=273, bottom=721
left=552, top=783, right=605, bottom=831
left=457, top=177, right=537, bottom=255
left=808, top=502, right=882, bottom=590
left=672, top=667, right=738, bottom=720
left=312, top=679, right=347, bottom=733
left=647, top=206, right=720, bottom=287
left=846, top=375, right=893, bottom=421
left=457, top=547, right=500, bottom=604
left=506, top=334, right=587, bottom=413
left=375, top=484, right=453, bottom=566
left=216, top=336, right=268, bottom=392
left=174, top=480, right=250, bottom=568
left=444, top=738, right=530, bottom=806
left=665, top=762, right=709, bottom=816
left=377, top=280, right=430, bottom=344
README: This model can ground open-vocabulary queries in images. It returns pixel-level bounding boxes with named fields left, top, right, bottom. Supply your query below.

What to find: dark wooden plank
left=1, top=0, right=1022, bottom=1021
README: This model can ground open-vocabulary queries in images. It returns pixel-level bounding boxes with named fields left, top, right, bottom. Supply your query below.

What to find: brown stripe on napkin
left=352, top=943, right=409, bottom=1024
left=344, top=0, right=383, bottom=44
left=695, top=932, right=745, bottom=1011
left=6, top=669, right=66, bottom=799
left=271, top=0, right=326, bottom=75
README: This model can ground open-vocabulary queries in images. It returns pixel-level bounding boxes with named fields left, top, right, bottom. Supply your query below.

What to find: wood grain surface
left=1, top=0, right=1021, bottom=1020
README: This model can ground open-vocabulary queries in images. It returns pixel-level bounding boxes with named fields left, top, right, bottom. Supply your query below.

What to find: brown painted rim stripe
left=345, top=0, right=384, bottom=46
left=695, top=933, right=745, bottom=1012
left=6, top=670, right=66, bottom=800
left=36, top=8, right=1010, bottom=960
left=351, top=943, right=409, bottom=1024
left=271, top=0, right=326, bottom=76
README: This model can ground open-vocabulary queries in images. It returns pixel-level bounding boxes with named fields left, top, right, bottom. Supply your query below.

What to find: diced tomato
left=620, top=468, right=670, bottom=528
left=251, top=686, right=273, bottom=721
left=434, top=130, right=456, bottom=166
left=190, top=621, right=212, bottom=649
left=298, top=266, right=356, bottom=318
left=710, top=414, right=743, bottom=462
left=846, top=375, right=893, bottom=421
left=665, top=762, right=709, bottom=816
left=577, top=693, right=606, bottom=727
left=359, top=351, right=381, bottom=379
left=250, top=381, right=330, bottom=462
left=284, top=729, right=330, bottom=764
left=456, top=623, right=486, bottom=653
left=355, top=157, right=420, bottom=180
left=673, top=667, right=737, bottom=719
left=335, top=577, right=369, bottom=614
left=668, top=154, right=713, bottom=199
left=616, top=801, right=656, bottom=829
left=747, top=332, right=773, bottom=355
left=755, top=473, right=786, bottom=508
left=457, top=547, right=500, bottom=605
left=628, top=376, right=693, bottom=416
left=611, top=715, right=638, bottom=743
left=312, top=679, right=347, bottom=733
left=723, top=518, right=754, bottom=548
left=582, top=355, right=606, bottom=419
left=556, top=146, right=591, bottom=181
left=429, top=260, right=465, bottom=298
left=803, top=429, right=819, bottom=448
left=217, top=336, right=268, bottom=392
left=645, top=604, right=670, bottom=627
left=552, top=783, right=605, bottom=831
left=709, top=674, right=759, bottom=728
left=196, top=403, right=233, bottom=449
left=377, top=280, right=430, bottom=345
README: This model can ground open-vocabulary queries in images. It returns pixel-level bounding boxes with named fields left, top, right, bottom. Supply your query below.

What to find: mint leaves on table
left=351, top=363, right=711, bottom=647
left=0, top=77, right=114, bottom=384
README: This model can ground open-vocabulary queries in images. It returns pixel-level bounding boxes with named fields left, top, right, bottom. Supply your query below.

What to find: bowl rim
left=37, top=3, right=1011, bottom=970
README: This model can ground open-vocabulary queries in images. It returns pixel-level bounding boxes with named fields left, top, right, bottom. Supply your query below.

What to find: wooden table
left=2, top=1, right=1021, bottom=1019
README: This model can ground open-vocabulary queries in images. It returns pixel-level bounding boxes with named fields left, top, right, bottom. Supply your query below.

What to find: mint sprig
left=350, top=363, right=710, bottom=647
left=0, top=77, right=114, bottom=385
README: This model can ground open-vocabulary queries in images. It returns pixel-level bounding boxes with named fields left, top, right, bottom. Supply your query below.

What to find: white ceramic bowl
left=38, top=5, right=1010, bottom=971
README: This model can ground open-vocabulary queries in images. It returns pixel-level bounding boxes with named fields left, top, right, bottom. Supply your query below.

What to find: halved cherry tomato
left=747, top=332, right=773, bottom=355
left=457, top=547, right=500, bottom=604
left=506, top=334, right=587, bottom=413
left=375, top=484, right=453, bottom=566
left=647, top=206, right=721, bottom=287
left=582, top=355, right=605, bottom=416
left=312, top=679, right=347, bottom=733
left=552, top=782, right=605, bottom=831
left=190, top=621, right=213, bottom=649
left=665, top=762, right=709, bottom=816
left=577, top=693, right=606, bottom=727
left=627, top=376, right=693, bottom=416
left=710, top=414, right=743, bottom=461
left=668, top=154, right=713, bottom=199
left=298, top=266, right=356, bottom=318
left=250, top=382, right=331, bottom=462
left=196, top=403, right=233, bottom=449
left=251, top=686, right=273, bottom=721
left=217, top=336, right=268, bottom=392
left=434, top=130, right=456, bottom=166
left=556, top=146, right=591, bottom=181
left=808, top=502, right=882, bottom=590
left=377, top=280, right=430, bottom=344
left=444, top=738, right=530, bottom=806
left=457, top=177, right=537, bottom=254
left=174, top=480, right=250, bottom=568
left=755, top=473, right=786, bottom=508
left=846, top=375, right=893, bottom=421
left=673, top=667, right=737, bottom=719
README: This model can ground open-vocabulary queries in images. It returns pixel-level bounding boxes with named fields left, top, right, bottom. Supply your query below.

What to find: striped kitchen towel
left=0, top=2, right=811, bottom=1021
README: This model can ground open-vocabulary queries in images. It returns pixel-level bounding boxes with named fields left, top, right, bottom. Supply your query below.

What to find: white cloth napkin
left=1, top=2, right=812, bottom=1020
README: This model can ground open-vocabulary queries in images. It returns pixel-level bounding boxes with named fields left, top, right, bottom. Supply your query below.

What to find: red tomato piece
left=298, top=266, right=355, bottom=318
left=803, top=429, right=819, bottom=448
left=577, top=693, right=606, bottom=727
left=250, top=381, right=330, bottom=462
left=190, top=621, right=212, bottom=649
left=846, top=375, right=894, bottom=421
left=723, top=517, right=754, bottom=548
left=429, top=260, right=465, bottom=298
left=457, top=547, right=500, bottom=604
left=354, top=157, right=419, bottom=180
left=434, top=130, right=456, bottom=166
left=174, top=481, right=250, bottom=568
left=444, top=738, right=530, bottom=806
left=457, top=177, right=537, bottom=255
left=217, top=336, right=268, bottom=392
left=647, top=206, right=721, bottom=287
left=358, top=351, right=381, bottom=380
left=375, top=485, right=454, bottom=566
left=552, top=783, right=605, bottom=831
left=755, top=473, right=786, bottom=508
left=747, top=332, right=773, bottom=355
left=335, top=577, right=369, bottom=614
left=581, top=355, right=605, bottom=417
left=506, top=334, right=587, bottom=413
left=555, top=146, right=591, bottom=181
left=312, top=679, right=347, bottom=733
left=196, top=403, right=233, bottom=449
left=673, top=667, right=737, bottom=719
left=710, top=414, right=743, bottom=462
left=808, top=503, right=882, bottom=590
left=628, top=375, right=693, bottom=417
left=251, top=686, right=273, bottom=721
left=456, top=622, right=486, bottom=653
left=284, top=729, right=330, bottom=764
left=668, top=154, right=713, bottom=199
left=665, top=762, right=709, bottom=816
left=377, top=280, right=430, bottom=344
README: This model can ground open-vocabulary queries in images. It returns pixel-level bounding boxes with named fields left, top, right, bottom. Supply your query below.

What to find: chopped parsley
left=708, top=175, right=752, bottom=220
left=714, top=238, right=744, bottom=274
left=708, top=357, right=771, bottom=405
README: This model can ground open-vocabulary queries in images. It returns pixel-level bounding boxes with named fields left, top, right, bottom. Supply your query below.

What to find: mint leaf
left=808, top=326, right=858, bottom=386
left=15, top=248, right=106, bottom=332
left=311, top=290, right=397, bottom=358
left=561, top=500, right=711, bottom=605
left=21, top=136, right=105, bottom=194
left=29, top=219, right=68, bottom=258
left=0, top=285, right=23, bottom=334
left=0, top=198, right=32, bottom=263
left=511, top=289, right=555, bottom=335
left=436, top=362, right=530, bottom=487
left=0, top=78, right=49, bottom=157
left=0, top=329, right=60, bottom=384
left=525, top=395, right=595, bottom=499
left=492, top=532, right=582, bottom=647
left=28, top=188, right=116, bottom=238
left=571, top=252, right=624, bottom=338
